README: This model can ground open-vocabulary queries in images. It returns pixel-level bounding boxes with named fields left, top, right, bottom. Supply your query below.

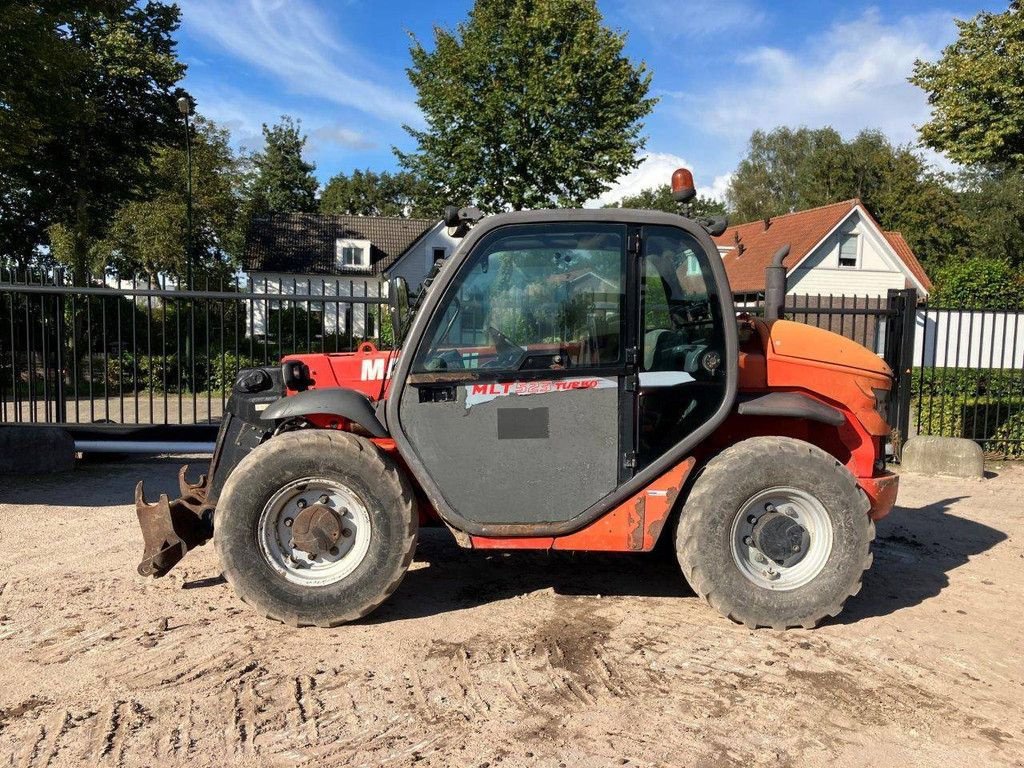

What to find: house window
left=335, top=239, right=370, bottom=271
left=432, top=247, right=447, bottom=263
left=838, top=234, right=859, bottom=268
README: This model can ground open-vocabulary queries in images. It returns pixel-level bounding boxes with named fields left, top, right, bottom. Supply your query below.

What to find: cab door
left=393, top=223, right=631, bottom=528
left=636, top=225, right=730, bottom=470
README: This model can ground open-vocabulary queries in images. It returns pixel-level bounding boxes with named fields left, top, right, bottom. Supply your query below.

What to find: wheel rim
left=257, top=477, right=372, bottom=587
left=730, top=487, right=833, bottom=591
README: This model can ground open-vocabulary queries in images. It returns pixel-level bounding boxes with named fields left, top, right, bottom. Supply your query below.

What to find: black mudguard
left=259, top=388, right=388, bottom=437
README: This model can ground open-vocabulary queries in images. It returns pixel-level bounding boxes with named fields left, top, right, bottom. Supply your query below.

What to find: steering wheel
left=481, top=326, right=527, bottom=369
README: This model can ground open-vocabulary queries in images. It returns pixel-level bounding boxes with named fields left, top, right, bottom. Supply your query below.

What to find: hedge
left=911, top=367, right=1024, bottom=399
left=914, top=394, right=1024, bottom=457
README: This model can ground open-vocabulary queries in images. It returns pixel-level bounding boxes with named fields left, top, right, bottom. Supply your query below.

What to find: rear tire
left=676, top=436, right=873, bottom=629
left=214, top=430, right=417, bottom=627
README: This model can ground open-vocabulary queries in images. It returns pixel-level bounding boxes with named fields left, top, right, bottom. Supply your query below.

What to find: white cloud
left=685, top=9, right=956, bottom=147
left=308, top=125, right=376, bottom=152
left=187, top=84, right=375, bottom=157
left=589, top=152, right=691, bottom=207
left=589, top=152, right=733, bottom=207
left=707, top=172, right=733, bottom=203
left=616, top=0, right=766, bottom=38
left=179, top=0, right=419, bottom=125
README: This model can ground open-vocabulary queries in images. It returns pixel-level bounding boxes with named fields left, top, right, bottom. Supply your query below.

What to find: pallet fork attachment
left=135, top=465, right=214, bottom=577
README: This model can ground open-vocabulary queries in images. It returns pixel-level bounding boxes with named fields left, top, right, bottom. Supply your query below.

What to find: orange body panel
left=859, top=471, right=900, bottom=521
left=469, top=458, right=696, bottom=552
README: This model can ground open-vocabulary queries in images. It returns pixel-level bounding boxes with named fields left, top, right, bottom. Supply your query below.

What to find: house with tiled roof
left=242, top=213, right=458, bottom=337
left=711, top=199, right=932, bottom=301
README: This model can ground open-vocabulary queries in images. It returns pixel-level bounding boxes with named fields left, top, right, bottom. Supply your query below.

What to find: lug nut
left=754, top=553, right=767, bottom=565
left=329, top=547, right=340, bottom=556
left=284, top=518, right=293, bottom=527
left=743, top=536, right=754, bottom=547
left=319, top=494, right=330, bottom=504
left=791, top=544, right=800, bottom=552
left=296, top=499, right=307, bottom=509
left=764, top=569, right=780, bottom=581
left=747, top=515, right=758, bottom=524
left=764, top=503, right=777, bottom=514
left=308, top=553, right=317, bottom=562
left=342, top=528, right=353, bottom=539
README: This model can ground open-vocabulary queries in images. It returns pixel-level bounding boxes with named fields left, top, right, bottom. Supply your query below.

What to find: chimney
left=763, top=216, right=771, bottom=230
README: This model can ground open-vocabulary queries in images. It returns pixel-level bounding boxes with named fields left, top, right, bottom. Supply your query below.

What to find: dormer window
left=838, top=234, right=859, bottom=268
left=335, top=238, right=371, bottom=271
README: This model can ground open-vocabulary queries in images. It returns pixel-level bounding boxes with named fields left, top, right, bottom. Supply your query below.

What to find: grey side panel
left=260, top=389, right=388, bottom=437
left=400, top=385, right=618, bottom=525
left=737, top=392, right=845, bottom=426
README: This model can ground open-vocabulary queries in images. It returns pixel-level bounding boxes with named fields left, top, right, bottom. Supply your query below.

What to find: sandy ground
left=0, top=459, right=1021, bottom=768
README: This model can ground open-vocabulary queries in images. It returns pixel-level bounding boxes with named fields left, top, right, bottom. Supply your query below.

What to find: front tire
left=214, top=430, right=417, bottom=627
left=676, top=436, right=874, bottom=629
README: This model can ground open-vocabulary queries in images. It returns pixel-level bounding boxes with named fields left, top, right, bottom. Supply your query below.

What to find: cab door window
left=638, top=227, right=727, bottom=468
left=413, top=224, right=626, bottom=374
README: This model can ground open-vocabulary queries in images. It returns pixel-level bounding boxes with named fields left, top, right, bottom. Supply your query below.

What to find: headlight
left=872, top=387, right=890, bottom=425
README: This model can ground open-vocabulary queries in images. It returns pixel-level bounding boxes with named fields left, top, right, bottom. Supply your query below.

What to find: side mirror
left=388, top=276, right=411, bottom=343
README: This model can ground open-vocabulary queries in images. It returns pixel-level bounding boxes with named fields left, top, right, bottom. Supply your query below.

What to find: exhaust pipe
left=763, top=244, right=790, bottom=322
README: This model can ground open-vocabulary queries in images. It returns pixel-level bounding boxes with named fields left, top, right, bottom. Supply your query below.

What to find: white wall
left=786, top=211, right=916, bottom=298
left=915, top=308, right=1024, bottom=369
left=247, top=273, right=386, bottom=338
left=386, top=222, right=460, bottom=290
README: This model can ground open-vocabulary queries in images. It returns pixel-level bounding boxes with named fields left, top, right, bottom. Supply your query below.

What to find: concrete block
left=901, top=436, right=984, bottom=479
left=0, top=426, right=75, bottom=474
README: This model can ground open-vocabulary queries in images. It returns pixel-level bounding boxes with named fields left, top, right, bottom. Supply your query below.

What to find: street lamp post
left=177, top=96, right=194, bottom=292
left=177, top=96, right=195, bottom=392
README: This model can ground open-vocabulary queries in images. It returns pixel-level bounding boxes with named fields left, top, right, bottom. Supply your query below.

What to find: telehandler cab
left=135, top=169, right=899, bottom=629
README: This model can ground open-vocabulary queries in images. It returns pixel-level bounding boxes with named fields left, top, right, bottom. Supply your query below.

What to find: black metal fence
left=913, top=304, right=1024, bottom=458
left=0, top=269, right=391, bottom=443
left=2, top=265, right=925, bottom=451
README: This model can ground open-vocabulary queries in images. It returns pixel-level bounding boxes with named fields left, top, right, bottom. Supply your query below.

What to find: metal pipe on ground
left=74, top=441, right=215, bottom=455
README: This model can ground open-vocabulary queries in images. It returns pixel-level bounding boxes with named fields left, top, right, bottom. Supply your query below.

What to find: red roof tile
left=711, top=200, right=930, bottom=295
left=882, top=230, right=933, bottom=292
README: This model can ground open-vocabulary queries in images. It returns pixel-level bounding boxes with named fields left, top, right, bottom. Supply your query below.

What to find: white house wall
left=386, top=223, right=460, bottom=290
left=247, top=273, right=386, bottom=339
left=785, top=212, right=911, bottom=298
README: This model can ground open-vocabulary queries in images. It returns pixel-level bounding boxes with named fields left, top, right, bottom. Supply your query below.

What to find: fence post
left=884, top=288, right=917, bottom=456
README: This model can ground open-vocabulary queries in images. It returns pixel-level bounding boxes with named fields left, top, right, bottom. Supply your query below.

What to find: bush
left=990, top=411, right=1024, bottom=458
left=83, top=350, right=261, bottom=394
left=929, top=258, right=1024, bottom=310
left=915, top=394, right=1024, bottom=455
left=912, top=367, right=1024, bottom=399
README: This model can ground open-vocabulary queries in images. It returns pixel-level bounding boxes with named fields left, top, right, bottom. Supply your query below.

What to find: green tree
left=911, top=3, right=1024, bottom=170
left=603, top=185, right=727, bottom=217
left=397, top=0, right=655, bottom=212
left=96, top=116, right=245, bottom=282
left=727, top=127, right=967, bottom=272
left=248, top=116, right=318, bottom=214
left=727, top=127, right=845, bottom=221
left=0, top=1, right=186, bottom=279
left=320, top=169, right=430, bottom=217
left=956, top=166, right=1024, bottom=267
left=930, top=258, right=1024, bottom=310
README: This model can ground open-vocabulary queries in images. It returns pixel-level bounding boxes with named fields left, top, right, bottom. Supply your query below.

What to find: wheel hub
left=731, top=487, right=834, bottom=591
left=258, top=478, right=372, bottom=587
left=290, top=504, right=343, bottom=556
left=752, top=512, right=810, bottom=567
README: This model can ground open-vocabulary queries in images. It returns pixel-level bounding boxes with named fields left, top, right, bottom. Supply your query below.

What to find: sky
left=175, top=0, right=1005, bottom=205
